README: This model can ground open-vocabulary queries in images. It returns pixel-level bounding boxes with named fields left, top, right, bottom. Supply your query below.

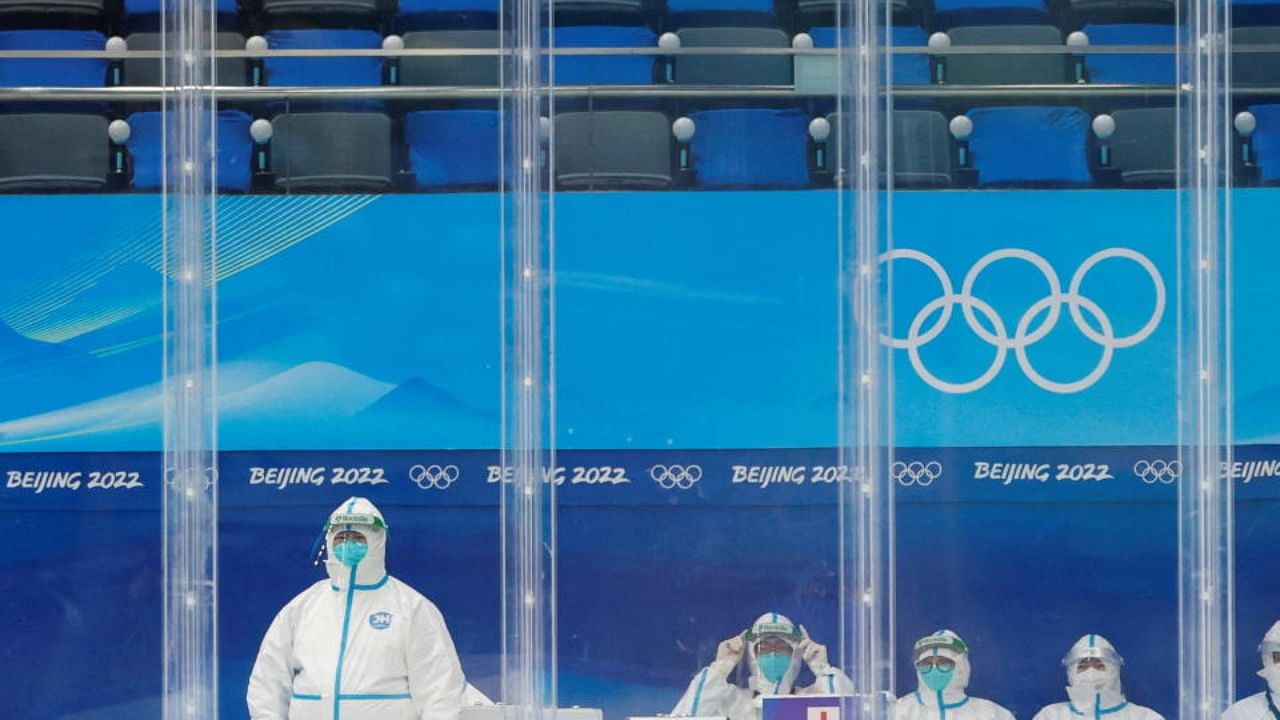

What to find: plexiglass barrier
left=0, top=0, right=1256, bottom=716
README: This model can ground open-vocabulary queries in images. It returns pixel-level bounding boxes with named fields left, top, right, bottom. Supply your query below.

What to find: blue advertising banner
left=0, top=190, right=1276, bottom=720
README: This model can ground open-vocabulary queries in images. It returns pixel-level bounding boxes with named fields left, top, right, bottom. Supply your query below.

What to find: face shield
left=1063, top=636, right=1125, bottom=709
left=912, top=631, right=970, bottom=698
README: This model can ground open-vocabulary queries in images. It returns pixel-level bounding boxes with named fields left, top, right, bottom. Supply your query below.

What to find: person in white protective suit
left=1223, top=620, right=1280, bottom=720
left=895, top=630, right=1015, bottom=720
left=247, top=497, right=466, bottom=720
left=1031, top=635, right=1162, bottom=720
left=671, top=612, right=854, bottom=720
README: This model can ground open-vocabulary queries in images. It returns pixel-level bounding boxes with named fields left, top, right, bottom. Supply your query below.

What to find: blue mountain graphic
left=357, top=376, right=493, bottom=422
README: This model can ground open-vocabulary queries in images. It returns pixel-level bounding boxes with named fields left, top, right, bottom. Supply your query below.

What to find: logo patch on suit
left=369, top=611, right=393, bottom=630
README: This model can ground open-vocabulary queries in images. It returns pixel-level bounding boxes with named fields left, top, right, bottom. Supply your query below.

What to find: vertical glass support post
left=1178, top=0, right=1234, bottom=713
left=839, top=0, right=894, bottom=714
left=160, top=0, right=218, bottom=713
left=500, top=0, right=556, bottom=711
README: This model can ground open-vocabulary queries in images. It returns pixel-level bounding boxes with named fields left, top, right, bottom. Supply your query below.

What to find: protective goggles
left=745, top=622, right=803, bottom=644
left=916, top=656, right=957, bottom=672
left=1062, top=645, right=1123, bottom=668
left=913, top=633, right=968, bottom=662
left=1258, top=641, right=1280, bottom=655
left=325, top=512, right=388, bottom=533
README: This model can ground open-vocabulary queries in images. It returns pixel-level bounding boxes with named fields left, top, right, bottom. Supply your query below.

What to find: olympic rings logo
left=876, top=248, right=1165, bottom=395
left=409, top=464, right=460, bottom=490
left=650, top=464, right=703, bottom=490
left=1133, top=459, right=1179, bottom=485
left=891, top=460, right=942, bottom=487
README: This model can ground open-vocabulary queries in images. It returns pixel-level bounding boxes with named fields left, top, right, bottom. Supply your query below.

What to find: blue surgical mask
left=921, top=666, right=953, bottom=693
left=332, top=541, right=368, bottom=568
left=758, top=652, right=792, bottom=683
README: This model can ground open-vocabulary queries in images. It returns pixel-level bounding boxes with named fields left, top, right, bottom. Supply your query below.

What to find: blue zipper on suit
left=333, top=563, right=358, bottom=720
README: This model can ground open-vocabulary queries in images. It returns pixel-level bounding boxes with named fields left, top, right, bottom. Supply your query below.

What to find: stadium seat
left=666, top=0, right=776, bottom=22
left=555, top=110, right=673, bottom=189
left=809, top=25, right=932, bottom=85
left=688, top=108, right=809, bottom=188
left=403, top=109, right=501, bottom=190
left=796, top=0, right=916, bottom=24
left=125, top=110, right=255, bottom=191
left=261, top=0, right=380, bottom=20
left=1105, top=107, right=1175, bottom=186
left=1067, top=0, right=1173, bottom=24
left=546, top=0, right=655, bottom=20
left=822, top=110, right=954, bottom=187
left=1081, top=23, right=1175, bottom=83
left=1233, top=27, right=1280, bottom=86
left=943, top=25, right=1071, bottom=84
left=551, top=25, right=657, bottom=85
left=674, top=27, right=792, bottom=85
left=0, top=114, right=109, bottom=191
left=1234, top=0, right=1280, bottom=26
left=123, top=0, right=236, bottom=24
left=398, top=0, right=498, bottom=25
left=269, top=111, right=393, bottom=192
left=400, top=30, right=505, bottom=86
left=1245, top=104, right=1280, bottom=183
left=0, top=30, right=107, bottom=88
left=0, top=0, right=104, bottom=18
left=965, top=106, right=1093, bottom=186
left=123, top=32, right=249, bottom=86
left=933, top=0, right=1050, bottom=27
left=263, top=29, right=383, bottom=88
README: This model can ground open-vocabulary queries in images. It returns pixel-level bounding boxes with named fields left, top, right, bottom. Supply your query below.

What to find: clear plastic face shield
left=319, top=512, right=387, bottom=568
left=1062, top=645, right=1124, bottom=674
left=912, top=633, right=968, bottom=696
left=744, top=620, right=803, bottom=687
left=752, top=636, right=795, bottom=658
left=1257, top=640, right=1280, bottom=661
left=744, top=621, right=803, bottom=653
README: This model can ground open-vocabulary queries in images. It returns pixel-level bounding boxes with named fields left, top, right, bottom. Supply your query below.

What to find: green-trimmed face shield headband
left=326, top=512, right=388, bottom=533
left=744, top=622, right=804, bottom=645
left=913, top=633, right=969, bottom=663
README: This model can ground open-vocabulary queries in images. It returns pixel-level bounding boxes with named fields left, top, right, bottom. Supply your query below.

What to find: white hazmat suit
left=1223, top=621, right=1280, bottom=720
left=895, top=630, right=1015, bottom=720
left=247, top=497, right=466, bottom=720
left=1031, top=635, right=1163, bottom=720
left=672, top=612, right=854, bottom=720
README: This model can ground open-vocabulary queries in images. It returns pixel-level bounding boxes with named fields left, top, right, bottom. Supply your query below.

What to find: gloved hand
left=712, top=634, right=746, bottom=675
left=798, top=626, right=831, bottom=674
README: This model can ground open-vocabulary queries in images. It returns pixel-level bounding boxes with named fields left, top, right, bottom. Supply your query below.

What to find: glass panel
left=884, top=6, right=1191, bottom=720
left=546, top=1, right=870, bottom=720
left=206, top=2, right=508, bottom=718
left=0, top=17, right=166, bottom=720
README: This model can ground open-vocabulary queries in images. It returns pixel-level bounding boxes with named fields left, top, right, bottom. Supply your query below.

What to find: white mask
left=1068, top=666, right=1124, bottom=710
left=1258, top=662, right=1280, bottom=694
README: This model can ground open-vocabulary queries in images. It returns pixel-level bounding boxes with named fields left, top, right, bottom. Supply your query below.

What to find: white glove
left=799, top=626, right=831, bottom=674
left=712, top=634, right=745, bottom=674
